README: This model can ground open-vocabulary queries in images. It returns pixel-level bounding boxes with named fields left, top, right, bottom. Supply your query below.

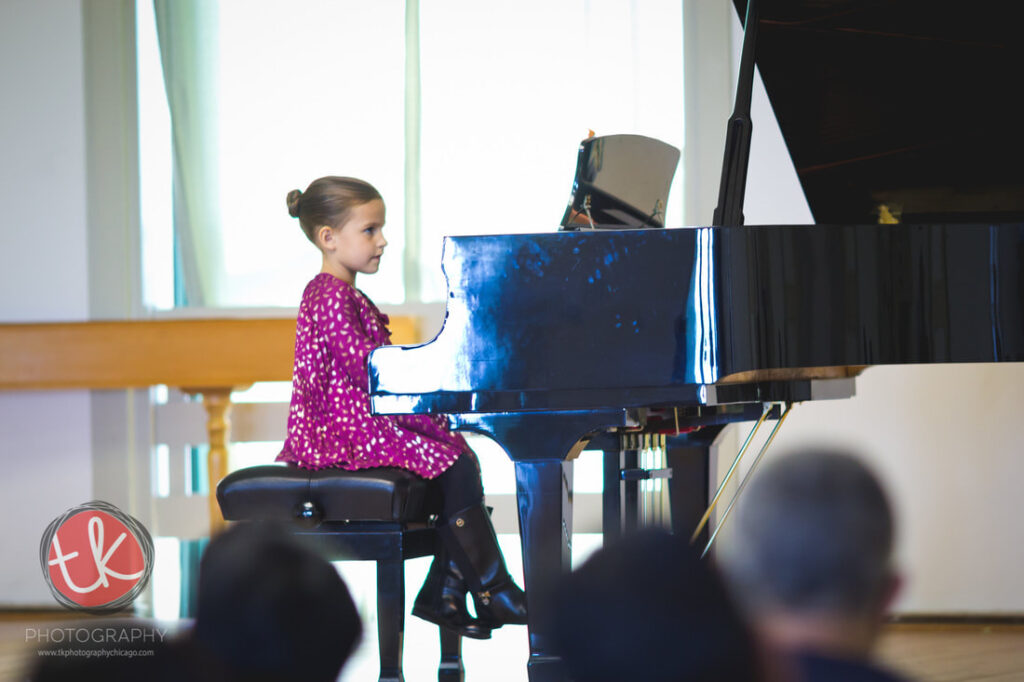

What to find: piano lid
left=737, top=0, right=1024, bottom=224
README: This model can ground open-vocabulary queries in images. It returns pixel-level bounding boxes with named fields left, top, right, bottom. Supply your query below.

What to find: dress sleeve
left=319, top=290, right=379, bottom=393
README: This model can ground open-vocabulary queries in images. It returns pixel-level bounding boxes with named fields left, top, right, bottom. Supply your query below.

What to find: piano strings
left=620, top=433, right=672, bottom=530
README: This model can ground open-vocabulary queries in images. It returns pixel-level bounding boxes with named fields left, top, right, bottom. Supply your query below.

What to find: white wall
left=708, top=11, right=1024, bottom=613
left=0, top=0, right=95, bottom=606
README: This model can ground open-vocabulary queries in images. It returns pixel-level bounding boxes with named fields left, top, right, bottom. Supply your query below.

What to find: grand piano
left=369, top=1, right=1024, bottom=679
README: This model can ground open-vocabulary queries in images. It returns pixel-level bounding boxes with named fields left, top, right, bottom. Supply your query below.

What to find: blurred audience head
left=717, top=447, right=899, bottom=658
left=550, top=529, right=762, bottom=682
left=193, top=522, right=362, bottom=682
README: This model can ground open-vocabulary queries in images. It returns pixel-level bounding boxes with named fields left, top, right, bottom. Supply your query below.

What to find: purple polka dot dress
left=277, top=273, right=466, bottom=478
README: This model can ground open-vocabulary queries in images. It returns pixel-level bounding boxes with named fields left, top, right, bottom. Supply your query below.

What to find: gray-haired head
left=717, top=448, right=896, bottom=620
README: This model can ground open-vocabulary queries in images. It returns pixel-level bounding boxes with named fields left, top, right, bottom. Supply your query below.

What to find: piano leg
left=451, top=410, right=631, bottom=682
left=514, top=458, right=573, bottom=680
left=599, top=441, right=640, bottom=541
left=666, top=426, right=725, bottom=546
left=601, top=440, right=623, bottom=545
left=622, top=446, right=640, bottom=533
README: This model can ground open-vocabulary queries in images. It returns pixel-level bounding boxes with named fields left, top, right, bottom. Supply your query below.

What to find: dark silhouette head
left=717, top=447, right=899, bottom=661
left=194, top=522, right=362, bottom=682
left=550, top=529, right=761, bottom=682
left=718, top=448, right=896, bottom=621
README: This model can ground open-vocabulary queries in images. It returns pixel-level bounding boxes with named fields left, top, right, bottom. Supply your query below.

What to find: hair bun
left=286, top=189, right=303, bottom=218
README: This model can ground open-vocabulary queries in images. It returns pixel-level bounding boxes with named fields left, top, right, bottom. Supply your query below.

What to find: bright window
left=216, top=0, right=407, bottom=307
left=137, top=0, right=174, bottom=310
left=137, top=0, right=684, bottom=308
left=418, top=0, right=685, bottom=300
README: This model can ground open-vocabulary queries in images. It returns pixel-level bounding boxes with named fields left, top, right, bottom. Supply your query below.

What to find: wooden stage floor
left=878, top=622, right=1024, bottom=682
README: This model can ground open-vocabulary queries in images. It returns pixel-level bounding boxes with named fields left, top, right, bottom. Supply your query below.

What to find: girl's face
left=321, top=199, right=387, bottom=284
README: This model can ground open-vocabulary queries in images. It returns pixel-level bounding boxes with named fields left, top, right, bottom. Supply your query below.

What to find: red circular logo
left=40, top=502, right=153, bottom=612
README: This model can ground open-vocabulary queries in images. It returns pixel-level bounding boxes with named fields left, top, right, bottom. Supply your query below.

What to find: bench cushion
left=217, top=465, right=439, bottom=524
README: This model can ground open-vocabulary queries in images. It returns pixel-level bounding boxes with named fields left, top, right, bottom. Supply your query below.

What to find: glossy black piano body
left=369, top=223, right=1024, bottom=679
left=371, top=224, right=1024, bottom=417
left=369, top=1, right=1024, bottom=679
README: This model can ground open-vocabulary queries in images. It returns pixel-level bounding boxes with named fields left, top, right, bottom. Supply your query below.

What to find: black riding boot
left=412, top=547, right=491, bottom=639
left=441, top=503, right=528, bottom=629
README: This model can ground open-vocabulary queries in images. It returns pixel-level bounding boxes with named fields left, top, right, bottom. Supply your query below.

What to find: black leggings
left=431, top=452, right=484, bottom=521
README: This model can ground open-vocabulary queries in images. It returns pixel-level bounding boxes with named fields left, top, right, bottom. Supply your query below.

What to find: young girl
left=277, top=176, right=526, bottom=639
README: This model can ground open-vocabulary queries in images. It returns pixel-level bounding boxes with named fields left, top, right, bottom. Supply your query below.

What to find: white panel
left=0, top=392, right=92, bottom=607
left=153, top=496, right=210, bottom=540
left=757, top=364, right=1024, bottom=613
left=743, top=64, right=814, bottom=225
left=154, top=401, right=208, bottom=445
left=0, top=0, right=88, bottom=322
left=0, top=0, right=92, bottom=607
left=168, top=445, right=188, bottom=503
left=229, top=402, right=289, bottom=443
left=683, top=0, right=733, bottom=227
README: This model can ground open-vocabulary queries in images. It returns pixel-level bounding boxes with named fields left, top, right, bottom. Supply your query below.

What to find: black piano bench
left=216, top=464, right=463, bottom=682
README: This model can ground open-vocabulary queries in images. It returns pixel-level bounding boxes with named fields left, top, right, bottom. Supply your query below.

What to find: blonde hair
left=286, top=176, right=382, bottom=244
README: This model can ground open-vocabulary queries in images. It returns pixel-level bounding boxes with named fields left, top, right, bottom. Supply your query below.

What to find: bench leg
left=377, top=559, right=405, bottom=682
left=438, top=626, right=464, bottom=682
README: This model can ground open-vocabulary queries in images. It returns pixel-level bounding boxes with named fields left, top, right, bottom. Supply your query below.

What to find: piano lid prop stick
left=690, top=402, right=772, bottom=544
left=701, top=402, right=794, bottom=559
left=711, top=0, right=759, bottom=227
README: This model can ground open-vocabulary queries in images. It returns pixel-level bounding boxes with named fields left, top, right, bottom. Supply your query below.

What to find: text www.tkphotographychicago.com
left=36, top=648, right=156, bottom=659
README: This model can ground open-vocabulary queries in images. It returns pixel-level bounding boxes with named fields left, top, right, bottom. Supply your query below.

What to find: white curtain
left=153, top=0, right=223, bottom=306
